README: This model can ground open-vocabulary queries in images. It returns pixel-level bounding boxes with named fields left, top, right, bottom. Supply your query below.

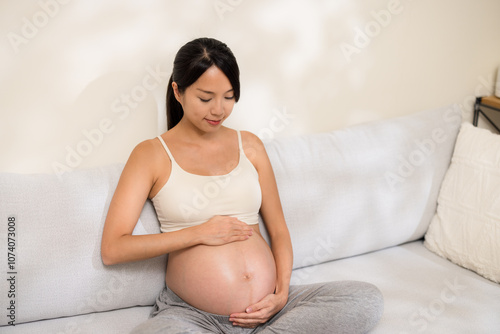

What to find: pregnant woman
left=101, top=37, right=383, bottom=333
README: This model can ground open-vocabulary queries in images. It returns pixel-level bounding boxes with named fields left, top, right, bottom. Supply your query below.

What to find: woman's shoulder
left=122, top=136, right=170, bottom=197
left=131, top=137, right=163, bottom=157
left=238, top=130, right=269, bottom=168
left=126, top=136, right=169, bottom=170
left=239, top=130, right=265, bottom=149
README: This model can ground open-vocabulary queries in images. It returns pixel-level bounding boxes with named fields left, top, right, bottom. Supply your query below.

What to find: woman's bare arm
left=254, top=137, right=293, bottom=299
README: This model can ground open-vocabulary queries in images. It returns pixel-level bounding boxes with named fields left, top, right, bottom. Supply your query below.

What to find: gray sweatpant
left=130, top=281, right=384, bottom=334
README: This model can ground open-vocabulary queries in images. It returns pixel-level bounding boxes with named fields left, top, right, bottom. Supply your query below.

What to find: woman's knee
left=318, top=281, right=384, bottom=330
left=337, top=281, right=383, bottom=312
left=346, top=281, right=384, bottom=331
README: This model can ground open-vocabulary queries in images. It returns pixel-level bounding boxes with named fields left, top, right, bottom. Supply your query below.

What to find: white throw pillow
left=425, top=123, right=500, bottom=283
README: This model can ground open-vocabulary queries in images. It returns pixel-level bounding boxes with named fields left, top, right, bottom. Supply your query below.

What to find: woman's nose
left=210, top=99, right=224, bottom=116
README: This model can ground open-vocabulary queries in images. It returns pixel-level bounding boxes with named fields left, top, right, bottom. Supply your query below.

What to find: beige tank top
left=151, top=131, right=262, bottom=233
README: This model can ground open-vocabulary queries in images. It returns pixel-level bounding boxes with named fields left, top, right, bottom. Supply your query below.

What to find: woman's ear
left=172, top=82, right=182, bottom=103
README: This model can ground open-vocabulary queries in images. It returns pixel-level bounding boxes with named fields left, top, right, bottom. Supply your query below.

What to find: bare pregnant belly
left=165, top=227, right=277, bottom=315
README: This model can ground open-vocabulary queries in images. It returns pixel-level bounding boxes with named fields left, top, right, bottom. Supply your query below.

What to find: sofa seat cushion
left=425, top=123, right=500, bottom=283
left=291, top=240, right=500, bottom=334
left=259, top=105, right=462, bottom=269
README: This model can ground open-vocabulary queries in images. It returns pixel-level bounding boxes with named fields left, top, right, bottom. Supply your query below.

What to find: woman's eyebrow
left=196, top=88, right=234, bottom=94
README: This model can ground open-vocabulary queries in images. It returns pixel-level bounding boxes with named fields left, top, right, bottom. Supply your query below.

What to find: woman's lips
left=206, top=119, right=221, bottom=126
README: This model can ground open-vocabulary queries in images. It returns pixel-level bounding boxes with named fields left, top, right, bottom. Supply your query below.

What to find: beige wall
left=1, top=0, right=500, bottom=174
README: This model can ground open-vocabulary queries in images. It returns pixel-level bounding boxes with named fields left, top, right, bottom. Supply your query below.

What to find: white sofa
left=1, top=105, right=499, bottom=333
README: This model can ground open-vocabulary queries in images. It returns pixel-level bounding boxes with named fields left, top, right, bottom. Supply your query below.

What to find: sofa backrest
left=0, top=164, right=167, bottom=326
left=259, top=104, right=462, bottom=273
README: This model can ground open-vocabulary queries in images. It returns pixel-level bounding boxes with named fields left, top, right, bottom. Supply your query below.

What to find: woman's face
left=174, top=65, right=235, bottom=132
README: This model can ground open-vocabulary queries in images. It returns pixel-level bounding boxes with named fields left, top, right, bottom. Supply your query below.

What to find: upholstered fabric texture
left=425, top=123, right=500, bottom=283
left=259, top=104, right=462, bottom=269
left=0, top=164, right=167, bottom=325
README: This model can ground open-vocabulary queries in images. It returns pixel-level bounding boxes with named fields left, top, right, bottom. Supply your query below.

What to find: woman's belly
left=165, top=226, right=277, bottom=315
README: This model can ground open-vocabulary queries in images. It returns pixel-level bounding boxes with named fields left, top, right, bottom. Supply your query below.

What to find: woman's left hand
left=229, top=292, right=288, bottom=328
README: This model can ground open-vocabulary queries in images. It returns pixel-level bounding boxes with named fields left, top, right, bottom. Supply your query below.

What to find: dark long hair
left=166, top=38, right=240, bottom=130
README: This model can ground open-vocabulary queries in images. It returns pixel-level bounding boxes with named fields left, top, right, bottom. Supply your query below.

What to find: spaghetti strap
left=236, top=130, right=243, bottom=151
left=156, top=136, right=176, bottom=164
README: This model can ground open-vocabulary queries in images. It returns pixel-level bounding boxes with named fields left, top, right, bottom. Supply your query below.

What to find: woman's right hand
left=195, top=216, right=253, bottom=246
